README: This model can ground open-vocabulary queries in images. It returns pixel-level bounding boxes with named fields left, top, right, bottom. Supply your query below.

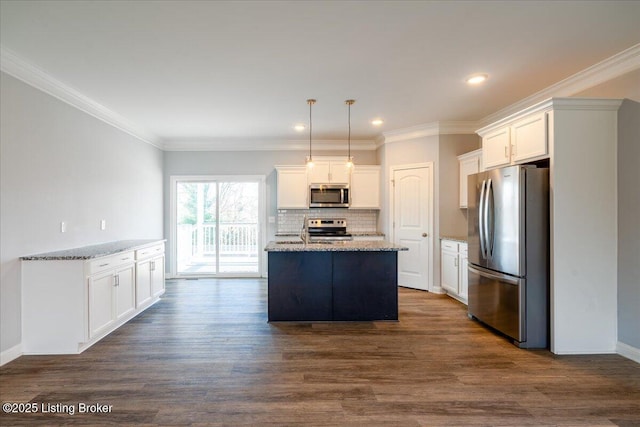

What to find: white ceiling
left=1, top=0, right=639, bottom=148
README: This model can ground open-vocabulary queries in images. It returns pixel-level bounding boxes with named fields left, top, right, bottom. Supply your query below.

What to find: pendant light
left=305, top=99, right=316, bottom=168
left=345, top=99, right=355, bottom=169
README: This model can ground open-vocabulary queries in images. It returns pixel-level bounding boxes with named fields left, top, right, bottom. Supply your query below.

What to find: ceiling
left=1, top=0, right=639, bottom=148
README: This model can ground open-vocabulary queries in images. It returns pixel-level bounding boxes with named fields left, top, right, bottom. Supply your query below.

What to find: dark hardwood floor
left=1, top=279, right=639, bottom=426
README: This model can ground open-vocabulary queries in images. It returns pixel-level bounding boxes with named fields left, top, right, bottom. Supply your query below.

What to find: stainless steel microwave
left=309, top=184, right=350, bottom=208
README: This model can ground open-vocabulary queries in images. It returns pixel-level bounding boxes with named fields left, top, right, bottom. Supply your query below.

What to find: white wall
left=378, top=136, right=440, bottom=289
left=550, top=106, right=619, bottom=354
left=0, top=72, right=164, bottom=356
left=162, top=150, right=377, bottom=274
left=438, top=134, right=480, bottom=238
left=617, top=99, right=640, bottom=351
left=377, top=133, right=480, bottom=292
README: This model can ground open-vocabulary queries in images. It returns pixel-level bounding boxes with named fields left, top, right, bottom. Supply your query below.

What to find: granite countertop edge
left=275, top=231, right=385, bottom=237
left=21, top=239, right=166, bottom=261
left=440, top=235, right=467, bottom=243
left=265, top=241, right=407, bottom=252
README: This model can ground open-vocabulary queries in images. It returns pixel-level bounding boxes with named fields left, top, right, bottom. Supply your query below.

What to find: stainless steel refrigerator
left=467, top=165, right=549, bottom=348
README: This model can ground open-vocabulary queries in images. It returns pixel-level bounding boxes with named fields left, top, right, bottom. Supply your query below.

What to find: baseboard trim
left=1, top=343, right=23, bottom=366
left=617, top=341, right=640, bottom=364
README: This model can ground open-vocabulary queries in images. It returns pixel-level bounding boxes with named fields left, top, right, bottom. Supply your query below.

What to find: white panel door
left=393, top=166, right=431, bottom=290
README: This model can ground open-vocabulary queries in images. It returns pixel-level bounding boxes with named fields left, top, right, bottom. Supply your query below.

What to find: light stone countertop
left=21, top=239, right=165, bottom=260
left=265, top=240, right=407, bottom=252
left=440, top=235, right=467, bottom=243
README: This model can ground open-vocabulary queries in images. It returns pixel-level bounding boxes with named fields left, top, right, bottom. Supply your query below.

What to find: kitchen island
left=265, top=241, right=407, bottom=322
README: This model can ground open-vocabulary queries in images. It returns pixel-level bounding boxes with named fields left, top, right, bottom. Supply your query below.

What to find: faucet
left=300, top=214, right=308, bottom=243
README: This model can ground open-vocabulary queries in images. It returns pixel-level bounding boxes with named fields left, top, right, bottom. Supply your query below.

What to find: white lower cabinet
left=136, top=242, right=165, bottom=307
left=440, top=239, right=468, bottom=303
left=88, top=263, right=136, bottom=338
left=21, top=240, right=165, bottom=355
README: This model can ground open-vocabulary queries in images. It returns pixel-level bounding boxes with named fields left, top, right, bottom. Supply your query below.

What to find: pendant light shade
left=306, top=99, right=316, bottom=168
left=345, top=99, right=355, bottom=169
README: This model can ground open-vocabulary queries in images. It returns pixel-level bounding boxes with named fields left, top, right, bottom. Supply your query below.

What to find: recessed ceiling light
left=465, top=73, right=488, bottom=85
left=371, top=118, right=384, bottom=126
left=294, top=123, right=306, bottom=132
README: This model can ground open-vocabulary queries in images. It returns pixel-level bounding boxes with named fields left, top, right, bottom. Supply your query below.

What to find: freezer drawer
left=468, top=264, right=525, bottom=343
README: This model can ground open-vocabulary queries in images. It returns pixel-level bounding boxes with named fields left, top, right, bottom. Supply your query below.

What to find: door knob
left=422, top=233, right=428, bottom=237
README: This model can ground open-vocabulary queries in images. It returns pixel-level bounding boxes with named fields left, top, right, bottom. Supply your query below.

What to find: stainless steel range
left=306, top=218, right=353, bottom=242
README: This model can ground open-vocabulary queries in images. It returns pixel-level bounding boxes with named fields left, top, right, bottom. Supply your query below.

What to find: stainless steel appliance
left=309, top=184, right=350, bottom=208
left=467, top=165, right=549, bottom=348
left=306, top=218, right=352, bottom=242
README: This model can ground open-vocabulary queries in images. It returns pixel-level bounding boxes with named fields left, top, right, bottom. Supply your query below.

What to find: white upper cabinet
left=479, top=109, right=549, bottom=170
left=457, top=149, right=482, bottom=208
left=511, top=111, right=547, bottom=163
left=276, top=158, right=381, bottom=210
left=482, top=126, right=511, bottom=169
left=350, top=166, right=381, bottom=209
left=308, top=160, right=351, bottom=184
left=276, top=166, right=308, bottom=209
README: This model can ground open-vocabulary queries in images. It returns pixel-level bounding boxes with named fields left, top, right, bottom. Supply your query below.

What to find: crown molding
left=479, top=42, right=640, bottom=129
left=161, top=138, right=378, bottom=152
left=382, top=122, right=440, bottom=144
left=381, top=120, right=478, bottom=144
left=0, top=47, right=161, bottom=148
left=438, top=121, right=482, bottom=134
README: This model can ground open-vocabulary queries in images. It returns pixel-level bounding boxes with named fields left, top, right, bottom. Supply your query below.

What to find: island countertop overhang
left=264, top=240, right=408, bottom=252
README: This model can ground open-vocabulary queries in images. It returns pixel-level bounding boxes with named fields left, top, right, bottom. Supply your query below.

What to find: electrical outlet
left=60, top=221, right=66, bottom=233
left=100, top=219, right=106, bottom=230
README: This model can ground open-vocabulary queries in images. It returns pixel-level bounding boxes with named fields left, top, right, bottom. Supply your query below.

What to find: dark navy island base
left=267, top=249, right=400, bottom=321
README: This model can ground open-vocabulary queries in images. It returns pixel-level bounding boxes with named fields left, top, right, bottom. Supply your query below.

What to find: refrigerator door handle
left=468, top=264, right=520, bottom=286
left=478, top=179, right=487, bottom=258
left=486, top=178, right=494, bottom=258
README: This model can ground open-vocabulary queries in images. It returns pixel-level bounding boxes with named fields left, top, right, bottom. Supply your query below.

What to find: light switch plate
left=100, top=219, right=106, bottom=230
left=60, top=221, right=66, bottom=233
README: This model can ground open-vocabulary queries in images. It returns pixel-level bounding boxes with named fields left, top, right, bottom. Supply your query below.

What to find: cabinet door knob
left=422, top=233, right=428, bottom=237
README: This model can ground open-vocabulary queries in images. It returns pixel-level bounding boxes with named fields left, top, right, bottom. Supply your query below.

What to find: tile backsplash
left=277, top=209, right=378, bottom=234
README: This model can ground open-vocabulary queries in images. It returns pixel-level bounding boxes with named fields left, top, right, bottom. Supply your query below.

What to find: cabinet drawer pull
left=504, top=146, right=508, bottom=158
left=99, top=263, right=109, bottom=267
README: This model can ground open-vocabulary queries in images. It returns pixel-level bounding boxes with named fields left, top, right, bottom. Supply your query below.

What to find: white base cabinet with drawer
left=88, top=262, right=136, bottom=339
left=440, top=239, right=468, bottom=304
left=135, top=243, right=165, bottom=307
left=21, top=240, right=165, bottom=355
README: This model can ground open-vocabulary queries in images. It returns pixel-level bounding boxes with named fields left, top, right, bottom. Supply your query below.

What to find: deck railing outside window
left=178, top=223, right=258, bottom=257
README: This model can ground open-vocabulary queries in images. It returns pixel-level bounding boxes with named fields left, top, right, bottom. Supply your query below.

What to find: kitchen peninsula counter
left=265, top=241, right=407, bottom=322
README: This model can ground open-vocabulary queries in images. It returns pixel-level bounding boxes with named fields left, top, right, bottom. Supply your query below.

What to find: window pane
left=218, top=182, right=259, bottom=273
left=176, top=182, right=217, bottom=274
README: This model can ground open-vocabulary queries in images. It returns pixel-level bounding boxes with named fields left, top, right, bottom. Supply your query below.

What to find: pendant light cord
left=345, top=99, right=355, bottom=165
left=306, top=99, right=315, bottom=163
left=348, top=102, right=351, bottom=159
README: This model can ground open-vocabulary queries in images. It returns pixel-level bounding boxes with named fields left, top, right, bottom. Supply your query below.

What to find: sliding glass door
left=172, top=177, right=263, bottom=277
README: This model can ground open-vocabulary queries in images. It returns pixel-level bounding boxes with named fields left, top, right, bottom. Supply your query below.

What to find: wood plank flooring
left=1, top=279, right=639, bottom=426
